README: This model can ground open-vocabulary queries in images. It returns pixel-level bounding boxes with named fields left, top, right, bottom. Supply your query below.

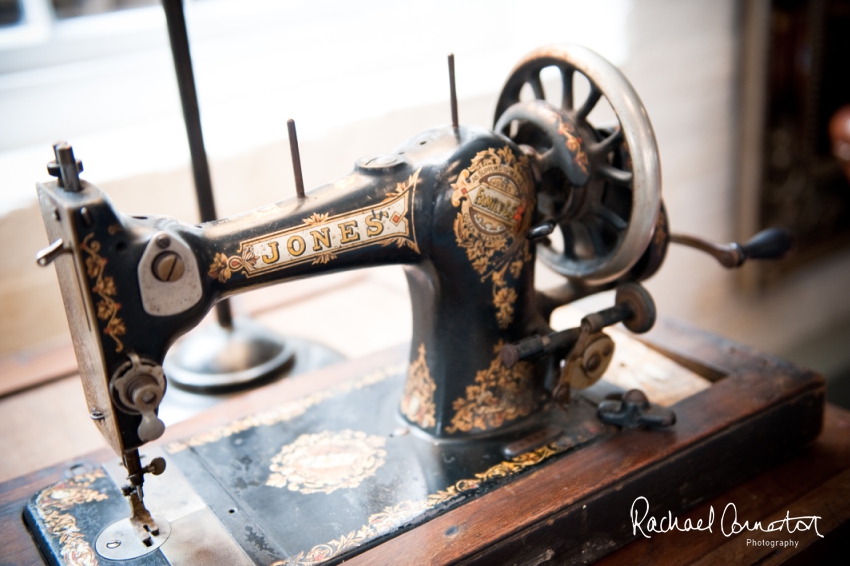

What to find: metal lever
left=670, top=227, right=792, bottom=268
left=36, top=239, right=68, bottom=266
left=133, top=385, right=166, bottom=442
left=501, top=327, right=581, bottom=368
left=527, top=219, right=556, bottom=241
left=597, top=389, right=675, bottom=428
left=502, top=282, right=656, bottom=368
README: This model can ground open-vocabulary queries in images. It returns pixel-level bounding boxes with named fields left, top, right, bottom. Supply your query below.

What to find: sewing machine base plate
left=13, top=320, right=827, bottom=565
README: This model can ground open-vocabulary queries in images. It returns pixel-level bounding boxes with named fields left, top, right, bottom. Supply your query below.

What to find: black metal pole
left=162, top=0, right=232, bottom=328
left=287, top=119, right=306, bottom=199
left=448, top=53, right=458, bottom=129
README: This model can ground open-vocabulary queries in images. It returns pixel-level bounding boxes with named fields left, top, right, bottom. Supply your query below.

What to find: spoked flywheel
left=494, top=45, right=661, bottom=285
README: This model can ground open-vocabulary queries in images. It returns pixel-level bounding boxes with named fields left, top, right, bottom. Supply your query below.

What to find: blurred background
left=0, top=0, right=848, bottom=433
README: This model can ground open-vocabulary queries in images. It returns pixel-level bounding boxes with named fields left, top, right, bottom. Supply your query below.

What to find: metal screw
left=152, top=251, right=184, bottom=282
left=584, top=353, right=601, bottom=373
left=90, top=408, right=105, bottom=421
left=156, top=234, right=171, bottom=249
left=144, top=457, right=167, bottom=476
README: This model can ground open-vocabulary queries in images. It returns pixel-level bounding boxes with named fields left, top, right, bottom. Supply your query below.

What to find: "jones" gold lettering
left=339, top=220, right=360, bottom=244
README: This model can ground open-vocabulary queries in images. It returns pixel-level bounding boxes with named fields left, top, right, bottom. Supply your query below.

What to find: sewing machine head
left=35, top=45, right=791, bottom=551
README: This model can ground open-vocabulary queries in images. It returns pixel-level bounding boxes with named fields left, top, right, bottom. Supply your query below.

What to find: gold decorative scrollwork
left=303, top=212, right=330, bottom=226
left=399, top=344, right=436, bottom=428
left=558, top=121, right=590, bottom=175
left=35, top=468, right=108, bottom=566
left=447, top=341, right=536, bottom=434
left=208, top=248, right=258, bottom=283
left=81, top=234, right=126, bottom=352
left=451, top=146, right=534, bottom=328
left=276, top=442, right=570, bottom=566
left=267, top=430, right=387, bottom=494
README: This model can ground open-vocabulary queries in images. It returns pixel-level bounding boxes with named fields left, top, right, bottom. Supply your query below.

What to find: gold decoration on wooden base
left=399, top=344, right=436, bottom=428
left=35, top=468, right=108, bottom=566
left=447, top=341, right=537, bottom=434
left=451, top=147, right=534, bottom=328
left=267, top=430, right=387, bottom=495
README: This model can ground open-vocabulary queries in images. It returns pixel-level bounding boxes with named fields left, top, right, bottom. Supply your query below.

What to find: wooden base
left=0, top=318, right=839, bottom=566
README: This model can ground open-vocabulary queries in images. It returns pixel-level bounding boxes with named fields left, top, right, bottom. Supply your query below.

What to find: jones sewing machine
left=21, top=36, right=825, bottom=566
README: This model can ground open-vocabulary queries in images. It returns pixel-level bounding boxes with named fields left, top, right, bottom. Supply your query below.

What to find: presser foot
left=126, top=487, right=160, bottom=544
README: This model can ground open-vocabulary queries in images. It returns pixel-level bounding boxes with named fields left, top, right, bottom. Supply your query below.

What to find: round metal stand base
left=164, top=318, right=294, bottom=392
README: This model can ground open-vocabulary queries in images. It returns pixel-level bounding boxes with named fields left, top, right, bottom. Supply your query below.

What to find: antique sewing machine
left=23, top=44, right=822, bottom=566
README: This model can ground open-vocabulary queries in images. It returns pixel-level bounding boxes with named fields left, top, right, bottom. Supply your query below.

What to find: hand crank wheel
left=494, top=45, right=661, bottom=285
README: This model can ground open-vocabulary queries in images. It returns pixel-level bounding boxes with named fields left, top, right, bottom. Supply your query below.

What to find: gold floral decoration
left=35, top=468, right=108, bottom=566
left=450, top=147, right=533, bottom=328
left=382, top=169, right=421, bottom=203
left=558, top=121, right=589, bottom=175
left=379, top=169, right=421, bottom=252
left=303, top=212, right=330, bottom=226
left=453, top=213, right=507, bottom=276
left=381, top=236, right=420, bottom=252
left=208, top=252, right=231, bottom=283
left=399, top=344, right=436, bottom=428
left=276, top=441, right=571, bottom=566
left=509, top=259, right=523, bottom=278
left=493, top=286, right=518, bottom=329
left=81, top=234, right=126, bottom=353
left=447, top=341, right=537, bottom=433
left=311, top=252, right=338, bottom=265
left=267, top=430, right=387, bottom=494
left=207, top=248, right=258, bottom=284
